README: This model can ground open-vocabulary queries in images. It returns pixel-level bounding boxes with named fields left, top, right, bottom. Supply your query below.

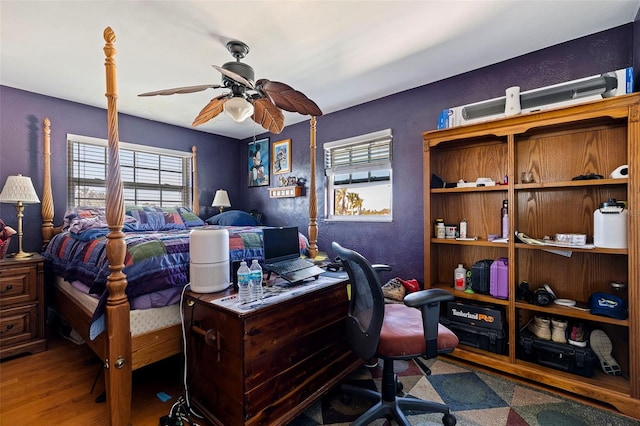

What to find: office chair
left=332, top=242, right=459, bottom=426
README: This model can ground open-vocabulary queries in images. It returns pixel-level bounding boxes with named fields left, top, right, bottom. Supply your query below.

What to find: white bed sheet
left=54, top=276, right=181, bottom=337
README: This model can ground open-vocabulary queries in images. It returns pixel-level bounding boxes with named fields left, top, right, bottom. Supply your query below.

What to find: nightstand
left=0, top=254, right=47, bottom=359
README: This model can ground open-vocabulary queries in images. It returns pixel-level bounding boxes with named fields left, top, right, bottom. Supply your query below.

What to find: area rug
left=289, top=357, right=638, bottom=426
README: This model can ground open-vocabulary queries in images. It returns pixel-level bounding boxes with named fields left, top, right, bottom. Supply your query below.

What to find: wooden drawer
left=0, top=264, right=39, bottom=307
left=185, top=280, right=361, bottom=426
left=0, top=304, right=38, bottom=346
left=0, top=255, right=46, bottom=359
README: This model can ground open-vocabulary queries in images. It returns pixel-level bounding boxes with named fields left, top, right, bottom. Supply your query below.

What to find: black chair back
left=332, top=242, right=384, bottom=360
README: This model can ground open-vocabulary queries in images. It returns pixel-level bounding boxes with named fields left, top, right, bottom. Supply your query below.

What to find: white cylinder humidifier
left=189, top=228, right=230, bottom=293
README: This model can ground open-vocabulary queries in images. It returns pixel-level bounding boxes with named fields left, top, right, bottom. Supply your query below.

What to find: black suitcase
left=518, top=328, right=595, bottom=377
left=446, top=301, right=504, bottom=331
left=440, top=317, right=506, bottom=354
left=471, top=259, right=493, bottom=294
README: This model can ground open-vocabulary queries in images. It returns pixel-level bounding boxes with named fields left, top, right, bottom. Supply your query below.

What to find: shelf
left=268, top=186, right=304, bottom=198
left=446, top=348, right=631, bottom=396
left=515, top=301, right=628, bottom=326
left=514, top=243, right=627, bottom=255
left=514, top=178, right=627, bottom=190
left=432, top=282, right=509, bottom=306
left=432, top=238, right=509, bottom=248
left=431, top=185, right=508, bottom=194
left=424, top=93, right=639, bottom=419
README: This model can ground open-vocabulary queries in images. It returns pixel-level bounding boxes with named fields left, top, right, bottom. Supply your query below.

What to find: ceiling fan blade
left=256, top=79, right=323, bottom=117
left=252, top=97, right=284, bottom=134
left=138, top=84, right=221, bottom=97
left=192, top=94, right=229, bottom=126
left=212, top=65, right=255, bottom=89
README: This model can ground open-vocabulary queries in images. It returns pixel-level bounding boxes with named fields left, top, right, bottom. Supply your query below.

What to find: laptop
left=262, top=226, right=325, bottom=284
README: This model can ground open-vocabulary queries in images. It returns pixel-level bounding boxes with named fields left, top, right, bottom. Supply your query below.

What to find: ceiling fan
left=139, top=40, right=323, bottom=134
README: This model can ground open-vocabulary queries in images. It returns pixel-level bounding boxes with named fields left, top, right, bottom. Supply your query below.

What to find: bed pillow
left=63, top=206, right=140, bottom=236
left=125, top=206, right=204, bottom=231
left=125, top=206, right=185, bottom=231
left=63, top=207, right=108, bottom=233
left=176, top=206, right=205, bottom=228
left=205, top=210, right=261, bottom=226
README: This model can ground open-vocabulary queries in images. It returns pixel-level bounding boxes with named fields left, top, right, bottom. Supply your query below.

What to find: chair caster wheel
left=395, top=378, right=404, bottom=393
left=443, top=413, right=457, bottom=426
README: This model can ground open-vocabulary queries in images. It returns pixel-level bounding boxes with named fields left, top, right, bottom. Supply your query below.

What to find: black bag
left=471, top=259, right=493, bottom=294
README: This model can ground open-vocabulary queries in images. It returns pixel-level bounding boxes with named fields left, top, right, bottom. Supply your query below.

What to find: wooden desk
left=183, top=276, right=361, bottom=426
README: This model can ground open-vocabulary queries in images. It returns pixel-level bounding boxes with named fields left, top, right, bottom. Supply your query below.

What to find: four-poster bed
left=40, top=27, right=321, bottom=425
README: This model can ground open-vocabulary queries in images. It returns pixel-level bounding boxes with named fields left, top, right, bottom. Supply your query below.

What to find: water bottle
left=237, top=261, right=252, bottom=305
left=250, top=259, right=263, bottom=301
left=501, top=200, right=509, bottom=239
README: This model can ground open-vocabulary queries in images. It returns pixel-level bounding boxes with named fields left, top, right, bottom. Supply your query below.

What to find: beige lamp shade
left=223, top=96, right=254, bottom=122
left=0, top=174, right=40, bottom=204
left=212, top=189, right=231, bottom=211
left=0, top=174, right=40, bottom=259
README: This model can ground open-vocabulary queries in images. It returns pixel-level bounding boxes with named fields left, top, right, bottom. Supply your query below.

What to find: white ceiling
left=1, top=1, right=638, bottom=139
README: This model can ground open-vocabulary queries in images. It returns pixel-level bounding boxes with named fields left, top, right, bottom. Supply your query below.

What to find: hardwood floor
left=0, top=334, right=183, bottom=425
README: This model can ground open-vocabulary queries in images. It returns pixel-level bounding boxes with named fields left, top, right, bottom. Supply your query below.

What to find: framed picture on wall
left=272, top=138, right=291, bottom=175
left=248, top=138, right=269, bottom=187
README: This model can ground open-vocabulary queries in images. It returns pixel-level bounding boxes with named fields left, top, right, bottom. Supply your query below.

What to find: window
left=324, top=129, right=392, bottom=222
left=67, top=134, right=193, bottom=208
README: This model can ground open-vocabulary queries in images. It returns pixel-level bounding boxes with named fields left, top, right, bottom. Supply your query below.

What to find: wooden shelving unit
left=423, top=93, right=639, bottom=419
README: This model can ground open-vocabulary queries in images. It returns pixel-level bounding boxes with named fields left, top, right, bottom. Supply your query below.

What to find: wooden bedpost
left=308, top=116, right=318, bottom=258
left=103, top=27, right=132, bottom=426
left=41, top=118, right=54, bottom=248
left=192, top=145, right=199, bottom=211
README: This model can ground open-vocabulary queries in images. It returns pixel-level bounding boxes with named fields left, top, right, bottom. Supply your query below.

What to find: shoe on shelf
left=551, top=318, right=568, bottom=343
left=528, top=316, right=551, bottom=340
left=568, top=322, right=588, bottom=347
left=590, top=329, right=622, bottom=376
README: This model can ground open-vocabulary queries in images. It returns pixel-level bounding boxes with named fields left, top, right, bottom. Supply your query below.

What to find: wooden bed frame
left=40, top=27, right=320, bottom=426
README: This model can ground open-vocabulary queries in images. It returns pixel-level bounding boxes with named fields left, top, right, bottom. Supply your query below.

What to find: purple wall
left=0, top=88, right=240, bottom=254
left=1, top=23, right=636, bottom=284
left=242, top=24, right=636, bottom=282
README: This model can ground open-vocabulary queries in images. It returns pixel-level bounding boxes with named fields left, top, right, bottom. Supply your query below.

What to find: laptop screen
left=263, top=226, right=300, bottom=264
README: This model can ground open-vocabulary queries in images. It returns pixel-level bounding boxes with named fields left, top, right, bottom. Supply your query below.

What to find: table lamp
left=212, top=189, right=231, bottom=212
left=0, top=174, right=41, bottom=258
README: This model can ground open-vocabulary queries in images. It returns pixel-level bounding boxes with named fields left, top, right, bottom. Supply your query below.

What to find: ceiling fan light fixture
left=224, top=96, right=254, bottom=122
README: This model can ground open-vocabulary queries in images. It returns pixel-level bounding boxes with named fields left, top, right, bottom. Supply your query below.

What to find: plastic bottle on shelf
left=250, top=259, right=263, bottom=302
left=237, top=261, right=252, bottom=305
left=501, top=200, right=509, bottom=239
left=454, top=264, right=467, bottom=291
left=459, top=219, right=467, bottom=238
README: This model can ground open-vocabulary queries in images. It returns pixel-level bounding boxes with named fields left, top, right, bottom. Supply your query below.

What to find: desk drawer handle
left=0, top=285, right=13, bottom=294
left=192, top=325, right=221, bottom=361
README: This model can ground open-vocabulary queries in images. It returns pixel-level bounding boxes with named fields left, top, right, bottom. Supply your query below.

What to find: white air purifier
left=189, top=228, right=230, bottom=293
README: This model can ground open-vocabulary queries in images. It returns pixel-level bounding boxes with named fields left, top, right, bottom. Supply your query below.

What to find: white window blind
left=324, top=129, right=392, bottom=173
left=324, top=129, right=393, bottom=222
left=67, top=134, right=193, bottom=208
